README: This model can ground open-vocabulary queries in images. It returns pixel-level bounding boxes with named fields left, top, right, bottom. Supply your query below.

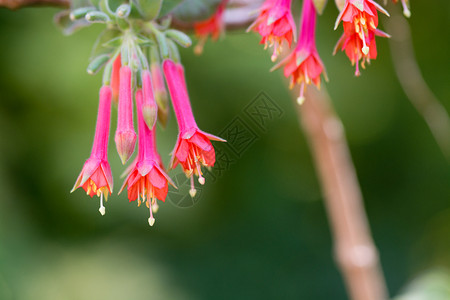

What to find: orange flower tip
left=115, top=131, right=137, bottom=164
left=189, top=188, right=197, bottom=198
left=297, top=96, right=306, bottom=106
left=142, top=104, right=158, bottom=130
left=148, top=216, right=156, bottom=227
left=152, top=203, right=159, bottom=213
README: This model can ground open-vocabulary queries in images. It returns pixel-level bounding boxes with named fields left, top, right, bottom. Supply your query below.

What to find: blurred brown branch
left=385, top=11, right=450, bottom=161
left=0, top=0, right=68, bottom=9
left=298, top=87, right=388, bottom=300
left=0, top=0, right=259, bottom=30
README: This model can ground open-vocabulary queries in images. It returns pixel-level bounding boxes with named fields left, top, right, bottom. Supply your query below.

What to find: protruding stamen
left=148, top=198, right=155, bottom=226
left=297, top=83, right=305, bottom=105
left=152, top=202, right=159, bottom=213
left=401, top=0, right=411, bottom=18
left=189, top=176, right=197, bottom=198
left=99, top=192, right=106, bottom=216
left=360, top=24, right=369, bottom=55
left=271, top=42, right=279, bottom=62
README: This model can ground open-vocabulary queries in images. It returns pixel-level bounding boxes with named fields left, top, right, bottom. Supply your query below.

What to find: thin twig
left=298, top=86, right=388, bottom=300
left=0, top=0, right=68, bottom=9
left=384, top=11, right=450, bottom=161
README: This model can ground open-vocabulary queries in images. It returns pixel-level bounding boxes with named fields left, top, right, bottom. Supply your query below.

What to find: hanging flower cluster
left=58, top=0, right=410, bottom=226
left=244, top=0, right=410, bottom=101
left=67, top=1, right=225, bottom=226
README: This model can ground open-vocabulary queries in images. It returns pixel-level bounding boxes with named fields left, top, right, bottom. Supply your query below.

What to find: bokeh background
left=0, top=1, right=449, bottom=299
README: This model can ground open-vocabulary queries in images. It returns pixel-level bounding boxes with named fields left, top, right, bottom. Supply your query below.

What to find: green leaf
left=87, top=54, right=110, bottom=75
left=158, top=0, right=184, bottom=18
left=54, top=10, right=91, bottom=36
left=130, top=0, right=163, bottom=20
left=90, top=29, right=121, bottom=61
left=312, top=0, right=328, bottom=15
left=172, top=0, right=221, bottom=23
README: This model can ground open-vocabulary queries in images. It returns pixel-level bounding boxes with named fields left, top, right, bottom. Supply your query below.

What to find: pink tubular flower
left=334, top=0, right=390, bottom=75
left=110, top=55, right=121, bottom=104
left=115, top=65, right=137, bottom=164
left=193, top=0, right=227, bottom=55
left=162, top=59, right=225, bottom=197
left=273, top=0, right=327, bottom=103
left=150, top=62, right=169, bottom=127
left=248, top=0, right=296, bottom=61
left=72, top=85, right=113, bottom=216
left=141, top=69, right=158, bottom=130
left=120, top=89, right=174, bottom=226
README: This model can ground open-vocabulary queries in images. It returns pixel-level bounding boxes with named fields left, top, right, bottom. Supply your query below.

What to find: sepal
left=87, top=54, right=110, bottom=75
left=166, top=29, right=192, bottom=48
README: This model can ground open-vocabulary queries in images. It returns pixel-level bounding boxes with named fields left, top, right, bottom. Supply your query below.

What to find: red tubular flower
left=248, top=0, right=296, bottom=61
left=141, top=69, right=158, bottom=130
left=273, top=0, right=327, bottom=103
left=72, top=85, right=113, bottom=216
left=120, top=89, right=174, bottom=226
left=150, top=62, right=169, bottom=127
left=110, top=54, right=121, bottom=104
left=193, top=0, right=227, bottom=54
left=334, top=0, right=390, bottom=75
left=115, top=65, right=137, bottom=164
left=163, top=59, right=225, bottom=197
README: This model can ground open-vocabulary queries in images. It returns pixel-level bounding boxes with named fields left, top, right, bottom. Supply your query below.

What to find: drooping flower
left=334, top=0, right=390, bottom=75
left=163, top=59, right=225, bottom=197
left=273, top=0, right=327, bottom=104
left=119, top=89, right=175, bottom=226
left=72, top=85, right=113, bottom=216
left=141, top=69, right=158, bottom=130
left=110, top=54, right=121, bottom=104
left=150, top=60, right=169, bottom=127
left=248, top=0, right=296, bottom=61
left=115, top=65, right=137, bottom=164
left=193, top=0, right=227, bottom=55
left=393, top=0, right=410, bottom=17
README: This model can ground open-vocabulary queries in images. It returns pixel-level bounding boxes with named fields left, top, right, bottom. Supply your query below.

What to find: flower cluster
left=248, top=0, right=297, bottom=62
left=333, top=0, right=390, bottom=76
left=246, top=0, right=394, bottom=99
left=63, top=0, right=409, bottom=227
left=70, top=12, right=224, bottom=226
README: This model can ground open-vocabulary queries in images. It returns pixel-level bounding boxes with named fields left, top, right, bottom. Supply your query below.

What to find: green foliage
left=171, top=0, right=221, bottom=22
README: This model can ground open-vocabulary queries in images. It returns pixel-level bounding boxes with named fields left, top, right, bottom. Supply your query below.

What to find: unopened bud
left=115, top=130, right=137, bottom=164
left=142, top=104, right=157, bottom=130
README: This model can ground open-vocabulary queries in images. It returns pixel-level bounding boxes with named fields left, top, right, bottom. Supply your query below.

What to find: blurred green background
left=0, top=1, right=449, bottom=299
